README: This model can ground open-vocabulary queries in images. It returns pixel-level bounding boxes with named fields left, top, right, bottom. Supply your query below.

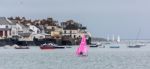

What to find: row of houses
left=0, top=17, right=91, bottom=45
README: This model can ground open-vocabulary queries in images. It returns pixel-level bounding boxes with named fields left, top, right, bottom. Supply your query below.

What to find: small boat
left=13, top=44, right=29, bottom=49
left=109, top=46, right=120, bottom=48
left=90, top=44, right=98, bottom=47
left=76, top=34, right=88, bottom=56
left=90, top=42, right=102, bottom=47
left=40, top=43, right=65, bottom=49
left=128, top=45, right=141, bottom=48
left=15, top=46, right=29, bottom=49
left=66, top=46, right=72, bottom=48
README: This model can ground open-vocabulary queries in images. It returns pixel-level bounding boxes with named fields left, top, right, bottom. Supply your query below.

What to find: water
left=0, top=46, right=150, bottom=69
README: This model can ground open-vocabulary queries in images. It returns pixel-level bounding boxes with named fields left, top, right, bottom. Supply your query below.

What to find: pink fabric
left=76, top=34, right=88, bottom=55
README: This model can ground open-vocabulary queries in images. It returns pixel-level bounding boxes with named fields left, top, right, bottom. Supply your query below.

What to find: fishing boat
left=76, top=34, right=88, bottom=56
left=40, top=43, right=65, bottom=49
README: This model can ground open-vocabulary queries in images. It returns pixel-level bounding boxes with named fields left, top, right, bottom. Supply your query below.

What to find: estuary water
left=0, top=46, right=150, bottom=69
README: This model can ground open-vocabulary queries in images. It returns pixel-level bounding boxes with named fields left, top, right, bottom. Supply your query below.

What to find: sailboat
left=117, top=35, right=120, bottom=43
left=128, top=28, right=144, bottom=48
left=76, top=34, right=88, bottom=56
left=109, top=35, right=120, bottom=48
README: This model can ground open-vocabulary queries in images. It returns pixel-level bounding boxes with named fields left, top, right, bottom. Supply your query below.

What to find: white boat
left=128, top=28, right=144, bottom=48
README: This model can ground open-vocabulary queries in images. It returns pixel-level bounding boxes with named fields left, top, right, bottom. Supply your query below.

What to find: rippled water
left=0, top=46, right=150, bottom=69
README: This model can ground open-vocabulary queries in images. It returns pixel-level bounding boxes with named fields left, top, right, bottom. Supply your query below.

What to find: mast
left=117, top=35, right=120, bottom=42
left=135, top=28, right=141, bottom=44
left=107, top=35, right=110, bottom=41
left=112, top=35, right=115, bottom=42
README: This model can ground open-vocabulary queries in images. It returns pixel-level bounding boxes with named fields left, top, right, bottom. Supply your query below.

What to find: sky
left=0, top=0, right=150, bottom=39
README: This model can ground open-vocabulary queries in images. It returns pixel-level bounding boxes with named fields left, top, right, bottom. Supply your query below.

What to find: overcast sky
left=0, top=0, right=150, bottom=39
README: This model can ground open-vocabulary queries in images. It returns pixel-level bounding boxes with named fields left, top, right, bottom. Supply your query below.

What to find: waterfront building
left=0, top=17, right=17, bottom=39
left=61, top=20, right=90, bottom=39
left=4, top=17, right=91, bottom=45
left=61, top=20, right=91, bottom=44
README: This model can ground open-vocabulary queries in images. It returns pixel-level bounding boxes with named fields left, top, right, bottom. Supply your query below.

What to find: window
left=70, top=30, right=72, bottom=34
left=52, top=27, right=54, bottom=30
left=64, top=30, right=66, bottom=34
left=6, top=26, right=8, bottom=28
left=74, top=35, right=76, bottom=38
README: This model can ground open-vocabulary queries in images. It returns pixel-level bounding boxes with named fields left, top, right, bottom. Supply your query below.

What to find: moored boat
left=90, top=44, right=98, bottom=47
left=13, top=44, right=29, bottom=49
left=128, top=45, right=141, bottom=48
left=109, top=46, right=120, bottom=48
left=14, top=46, right=29, bottom=49
left=40, top=43, right=65, bottom=49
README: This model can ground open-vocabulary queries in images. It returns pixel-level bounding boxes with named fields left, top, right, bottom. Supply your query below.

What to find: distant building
left=51, top=25, right=63, bottom=39
left=5, top=17, right=91, bottom=45
left=27, top=23, right=41, bottom=34
left=0, top=17, right=16, bottom=39
left=61, top=20, right=91, bottom=39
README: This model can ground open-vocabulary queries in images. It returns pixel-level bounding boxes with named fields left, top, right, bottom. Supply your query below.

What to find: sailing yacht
left=109, top=35, right=120, bottom=48
left=128, top=28, right=145, bottom=48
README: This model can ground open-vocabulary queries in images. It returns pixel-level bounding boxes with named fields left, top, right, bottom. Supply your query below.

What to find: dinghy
left=76, top=34, right=88, bottom=56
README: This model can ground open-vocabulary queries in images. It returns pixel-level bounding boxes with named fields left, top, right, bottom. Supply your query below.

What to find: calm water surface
left=0, top=46, right=150, bottom=69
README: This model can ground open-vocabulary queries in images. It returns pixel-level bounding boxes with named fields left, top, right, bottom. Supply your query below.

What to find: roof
left=9, top=20, right=18, bottom=24
left=0, top=17, right=15, bottom=25
left=0, top=28, right=11, bottom=31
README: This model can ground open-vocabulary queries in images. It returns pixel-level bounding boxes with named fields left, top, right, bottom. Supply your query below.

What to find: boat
left=128, top=28, right=143, bottom=48
left=40, top=43, right=65, bottom=49
left=14, top=46, right=29, bottom=49
left=109, top=45, right=120, bottom=48
left=90, top=44, right=98, bottom=47
left=90, top=42, right=102, bottom=47
left=128, top=45, right=141, bottom=48
left=66, top=46, right=72, bottom=48
left=128, top=42, right=145, bottom=48
left=76, top=34, right=88, bottom=56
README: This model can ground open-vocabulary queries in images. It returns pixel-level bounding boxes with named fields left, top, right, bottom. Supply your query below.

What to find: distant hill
left=91, top=37, right=107, bottom=42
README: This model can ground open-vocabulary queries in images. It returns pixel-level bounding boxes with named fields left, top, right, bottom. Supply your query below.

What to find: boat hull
left=15, top=46, right=29, bottom=49
left=40, top=44, right=65, bottom=49
left=128, top=45, right=141, bottom=48
left=90, top=44, right=98, bottom=47
left=110, top=46, right=120, bottom=48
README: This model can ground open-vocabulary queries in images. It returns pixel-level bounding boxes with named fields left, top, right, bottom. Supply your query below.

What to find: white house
left=0, top=17, right=16, bottom=39
left=62, top=29, right=80, bottom=38
left=27, top=23, right=40, bottom=34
